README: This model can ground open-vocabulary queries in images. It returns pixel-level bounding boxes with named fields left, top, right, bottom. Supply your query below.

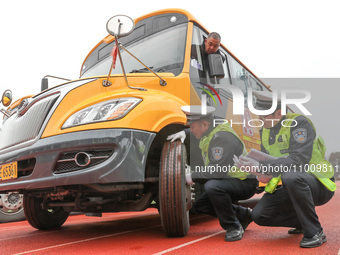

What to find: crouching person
left=167, top=106, right=258, bottom=241
left=233, top=91, right=336, bottom=248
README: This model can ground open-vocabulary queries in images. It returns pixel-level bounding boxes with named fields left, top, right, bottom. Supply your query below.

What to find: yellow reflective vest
left=199, top=123, right=248, bottom=180
left=262, top=113, right=336, bottom=193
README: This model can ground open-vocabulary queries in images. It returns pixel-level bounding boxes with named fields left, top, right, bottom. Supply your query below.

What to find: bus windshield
left=81, top=23, right=187, bottom=78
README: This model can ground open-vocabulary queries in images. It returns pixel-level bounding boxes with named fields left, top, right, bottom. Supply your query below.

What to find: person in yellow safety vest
left=167, top=105, right=258, bottom=242
left=233, top=91, right=335, bottom=248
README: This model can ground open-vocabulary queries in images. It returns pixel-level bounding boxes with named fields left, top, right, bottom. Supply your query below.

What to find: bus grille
left=0, top=93, right=59, bottom=151
left=54, top=149, right=114, bottom=174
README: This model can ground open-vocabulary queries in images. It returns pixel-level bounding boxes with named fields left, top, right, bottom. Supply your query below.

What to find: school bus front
left=0, top=9, right=268, bottom=236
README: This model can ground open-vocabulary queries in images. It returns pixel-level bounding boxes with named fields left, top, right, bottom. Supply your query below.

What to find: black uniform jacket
left=191, top=126, right=244, bottom=181
left=260, top=115, right=315, bottom=177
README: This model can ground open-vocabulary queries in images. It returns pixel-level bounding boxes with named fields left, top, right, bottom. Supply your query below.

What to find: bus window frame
left=189, top=22, right=269, bottom=94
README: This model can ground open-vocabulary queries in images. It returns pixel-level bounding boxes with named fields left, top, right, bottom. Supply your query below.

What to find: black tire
left=0, top=209, right=25, bottom=223
left=159, top=140, right=191, bottom=237
left=23, top=195, right=69, bottom=230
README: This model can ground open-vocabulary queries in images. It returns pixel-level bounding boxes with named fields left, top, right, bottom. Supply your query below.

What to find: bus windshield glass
left=81, top=23, right=187, bottom=78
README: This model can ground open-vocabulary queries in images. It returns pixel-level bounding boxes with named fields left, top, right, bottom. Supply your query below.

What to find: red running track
left=1, top=182, right=339, bottom=255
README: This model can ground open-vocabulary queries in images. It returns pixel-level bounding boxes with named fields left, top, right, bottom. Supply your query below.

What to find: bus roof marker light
left=170, top=16, right=177, bottom=23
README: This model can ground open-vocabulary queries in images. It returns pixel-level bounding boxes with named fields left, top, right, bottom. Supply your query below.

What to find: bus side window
left=229, top=57, right=252, bottom=101
left=189, top=26, right=209, bottom=105
left=250, top=76, right=263, bottom=91
left=191, top=45, right=204, bottom=71
left=190, top=27, right=205, bottom=73
left=217, top=49, right=231, bottom=87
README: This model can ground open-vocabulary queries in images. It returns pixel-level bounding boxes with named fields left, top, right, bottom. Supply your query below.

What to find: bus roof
left=80, top=8, right=270, bottom=90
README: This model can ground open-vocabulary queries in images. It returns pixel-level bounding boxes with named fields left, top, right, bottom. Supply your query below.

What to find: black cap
left=252, top=91, right=281, bottom=111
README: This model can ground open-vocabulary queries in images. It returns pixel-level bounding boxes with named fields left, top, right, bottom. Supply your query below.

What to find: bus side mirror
left=41, top=77, right=48, bottom=91
left=208, top=54, right=225, bottom=78
left=106, top=15, right=135, bottom=37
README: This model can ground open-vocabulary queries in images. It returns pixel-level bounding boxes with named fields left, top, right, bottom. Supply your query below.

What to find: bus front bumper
left=0, top=129, right=156, bottom=191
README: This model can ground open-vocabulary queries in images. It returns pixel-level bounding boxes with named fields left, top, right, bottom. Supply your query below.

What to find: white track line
left=0, top=225, right=32, bottom=232
left=11, top=213, right=211, bottom=254
left=1, top=211, right=159, bottom=241
left=12, top=225, right=161, bottom=255
left=0, top=212, right=147, bottom=232
left=153, top=230, right=225, bottom=255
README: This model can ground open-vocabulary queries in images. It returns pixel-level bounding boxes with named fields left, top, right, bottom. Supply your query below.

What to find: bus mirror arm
left=0, top=109, right=11, bottom=118
left=119, top=44, right=167, bottom=87
left=104, top=15, right=148, bottom=91
left=41, top=75, right=71, bottom=91
left=110, top=38, right=148, bottom=91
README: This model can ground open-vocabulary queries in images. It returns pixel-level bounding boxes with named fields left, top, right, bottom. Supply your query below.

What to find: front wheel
left=24, top=195, right=69, bottom=230
left=159, top=140, right=191, bottom=237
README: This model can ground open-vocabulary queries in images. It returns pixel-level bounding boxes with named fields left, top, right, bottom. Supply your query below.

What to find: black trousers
left=194, top=177, right=258, bottom=230
left=252, top=171, right=334, bottom=238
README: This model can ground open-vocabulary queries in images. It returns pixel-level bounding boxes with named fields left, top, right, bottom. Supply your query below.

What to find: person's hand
left=234, top=155, right=273, bottom=180
left=233, top=155, right=260, bottom=174
left=167, top=131, right=186, bottom=143
left=185, top=164, right=193, bottom=185
left=233, top=155, right=242, bottom=168
left=185, top=173, right=193, bottom=185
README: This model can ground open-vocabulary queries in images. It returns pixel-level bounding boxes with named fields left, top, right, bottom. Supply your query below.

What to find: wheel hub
left=0, top=193, right=23, bottom=214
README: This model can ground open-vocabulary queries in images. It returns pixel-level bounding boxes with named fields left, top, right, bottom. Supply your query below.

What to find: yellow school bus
left=0, top=9, right=270, bottom=236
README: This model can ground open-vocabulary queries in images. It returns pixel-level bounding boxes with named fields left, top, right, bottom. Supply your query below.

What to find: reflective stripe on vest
left=199, top=123, right=248, bottom=180
left=262, top=113, right=336, bottom=193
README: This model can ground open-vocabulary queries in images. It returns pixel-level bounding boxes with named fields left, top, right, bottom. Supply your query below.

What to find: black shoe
left=288, top=228, right=303, bottom=234
left=225, top=226, right=244, bottom=242
left=239, top=208, right=253, bottom=231
left=300, top=229, right=327, bottom=248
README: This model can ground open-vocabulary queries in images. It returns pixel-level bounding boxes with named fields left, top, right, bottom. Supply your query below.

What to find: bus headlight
left=62, top=97, right=141, bottom=129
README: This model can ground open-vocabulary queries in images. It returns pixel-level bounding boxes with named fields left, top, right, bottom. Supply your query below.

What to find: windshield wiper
left=119, top=44, right=167, bottom=86
left=130, top=67, right=167, bottom=74
left=130, top=67, right=154, bottom=73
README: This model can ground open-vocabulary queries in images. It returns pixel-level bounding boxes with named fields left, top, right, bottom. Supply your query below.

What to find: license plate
left=0, top=162, right=18, bottom=180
